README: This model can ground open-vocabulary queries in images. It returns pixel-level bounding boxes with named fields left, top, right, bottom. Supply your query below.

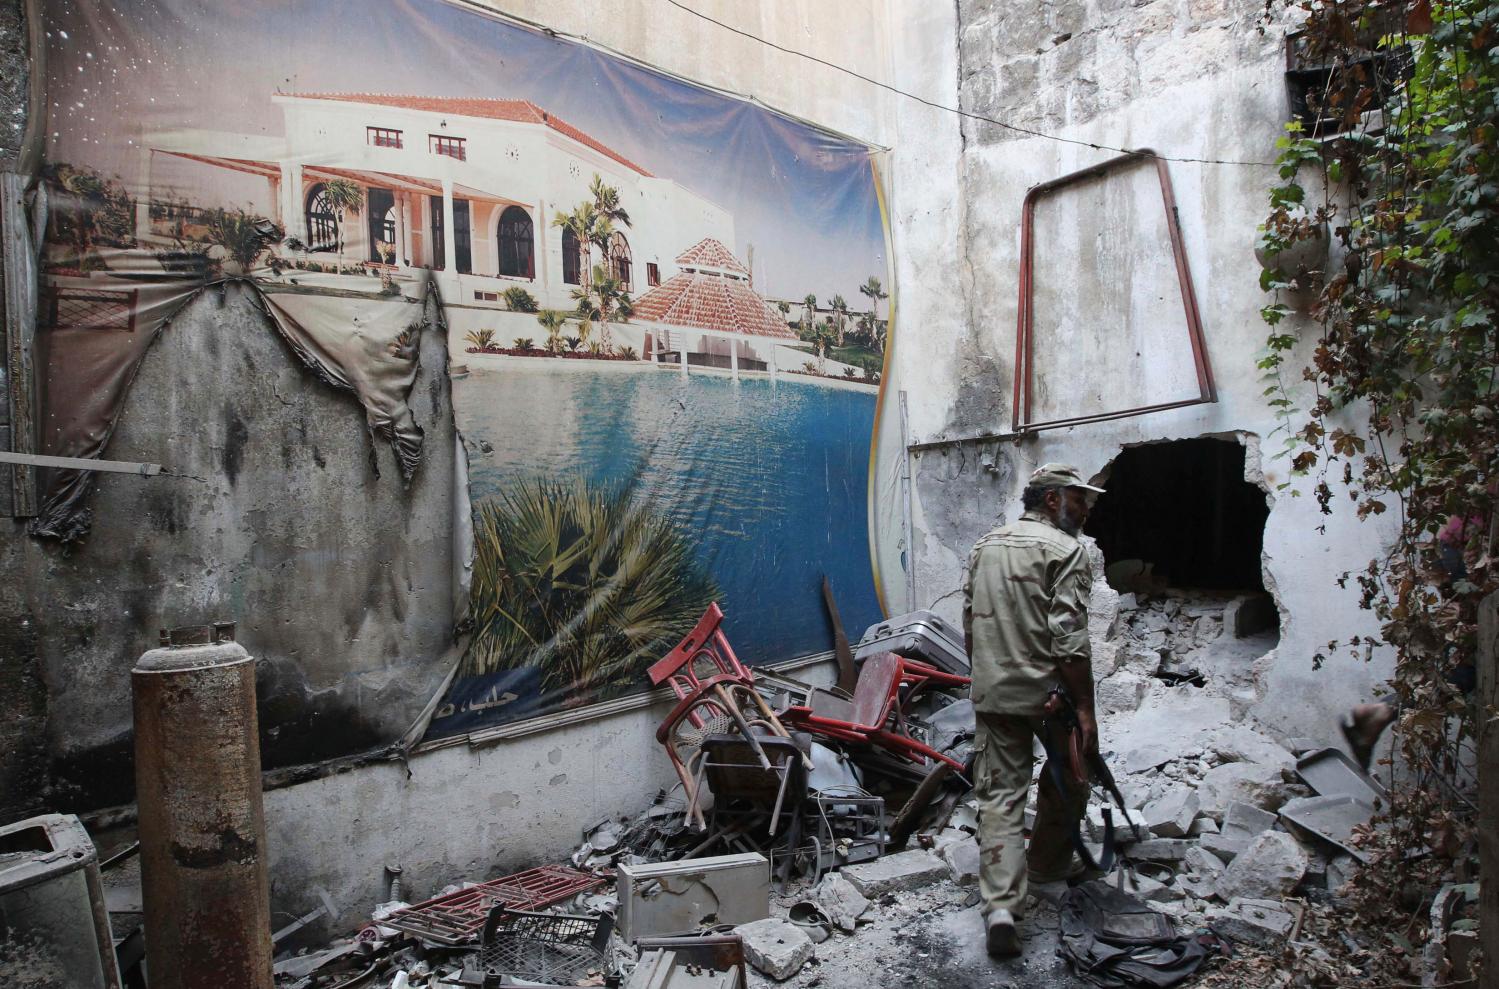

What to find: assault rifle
left=1039, top=684, right=1143, bottom=873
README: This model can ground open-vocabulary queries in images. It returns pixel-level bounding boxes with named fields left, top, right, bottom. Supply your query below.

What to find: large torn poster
left=38, top=0, right=890, bottom=735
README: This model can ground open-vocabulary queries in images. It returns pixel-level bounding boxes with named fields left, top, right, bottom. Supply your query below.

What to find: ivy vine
left=1258, top=0, right=1495, bottom=977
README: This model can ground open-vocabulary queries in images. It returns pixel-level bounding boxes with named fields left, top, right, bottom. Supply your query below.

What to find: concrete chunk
left=940, top=837, right=980, bottom=886
left=1205, top=897, right=1294, bottom=947
left=1216, top=831, right=1308, bottom=902
left=840, top=849, right=948, bottom=897
left=1142, top=786, right=1199, bottom=838
left=1200, top=831, right=1248, bottom=862
left=1185, top=846, right=1227, bottom=876
left=1223, top=802, right=1277, bottom=836
left=1124, top=838, right=1192, bottom=862
left=736, top=917, right=813, bottom=981
left=812, top=873, right=869, bottom=932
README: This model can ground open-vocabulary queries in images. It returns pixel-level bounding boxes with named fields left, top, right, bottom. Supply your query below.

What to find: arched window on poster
left=608, top=232, right=632, bottom=290
left=498, top=205, right=534, bottom=279
left=305, top=184, right=337, bottom=253
left=561, top=225, right=581, bottom=285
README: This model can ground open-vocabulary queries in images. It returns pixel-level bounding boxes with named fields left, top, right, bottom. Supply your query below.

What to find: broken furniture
left=616, top=853, right=769, bottom=941
left=465, top=905, right=613, bottom=988
left=782, top=651, right=970, bottom=770
left=855, top=610, right=970, bottom=676
left=698, top=732, right=807, bottom=840
left=651, top=604, right=797, bottom=828
left=382, top=865, right=605, bottom=945
left=773, top=791, right=888, bottom=884
left=0, top=813, right=123, bottom=989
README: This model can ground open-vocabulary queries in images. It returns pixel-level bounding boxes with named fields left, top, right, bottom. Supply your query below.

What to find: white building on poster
left=140, top=93, right=736, bottom=311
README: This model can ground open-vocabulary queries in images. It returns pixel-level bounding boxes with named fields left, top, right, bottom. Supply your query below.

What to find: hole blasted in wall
left=1083, top=433, right=1283, bottom=716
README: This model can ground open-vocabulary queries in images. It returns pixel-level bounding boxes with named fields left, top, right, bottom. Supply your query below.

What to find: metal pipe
left=133, top=621, right=273, bottom=989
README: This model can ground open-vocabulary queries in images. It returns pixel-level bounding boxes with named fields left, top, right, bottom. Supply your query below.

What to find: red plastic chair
left=650, top=604, right=795, bottom=827
left=783, top=651, right=970, bottom=770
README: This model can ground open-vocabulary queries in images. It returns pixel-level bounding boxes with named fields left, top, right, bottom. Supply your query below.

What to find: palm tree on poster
left=321, top=178, right=363, bottom=274
left=799, top=293, right=818, bottom=342
left=589, top=174, right=632, bottom=229
left=859, top=276, right=889, bottom=353
left=536, top=309, right=570, bottom=355
left=573, top=265, right=634, bottom=354
left=813, top=317, right=837, bottom=374
left=552, top=202, right=598, bottom=289
left=830, top=294, right=850, bottom=347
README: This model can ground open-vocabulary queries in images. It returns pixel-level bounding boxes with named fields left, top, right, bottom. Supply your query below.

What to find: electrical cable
left=661, top=0, right=1280, bottom=168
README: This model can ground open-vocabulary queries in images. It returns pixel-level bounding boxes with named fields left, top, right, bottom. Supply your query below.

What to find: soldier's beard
left=1056, top=501, right=1084, bottom=536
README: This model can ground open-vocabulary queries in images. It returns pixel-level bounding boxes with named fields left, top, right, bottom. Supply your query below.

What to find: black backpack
left=1057, top=881, right=1230, bottom=988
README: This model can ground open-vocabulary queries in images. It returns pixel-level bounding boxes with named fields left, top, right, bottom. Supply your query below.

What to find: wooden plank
left=2, top=171, right=38, bottom=516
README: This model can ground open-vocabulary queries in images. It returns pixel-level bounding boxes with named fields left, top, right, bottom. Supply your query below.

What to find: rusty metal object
left=133, top=622, right=273, bottom=989
left=381, top=865, right=605, bottom=945
left=1013, top=150, right=1216, bottom=433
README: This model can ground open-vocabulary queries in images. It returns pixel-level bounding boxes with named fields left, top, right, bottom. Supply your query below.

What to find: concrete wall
left=0, top=0, right=895, bottom=928
left=0, top=284, right=461, bottom=816
left=891, top=0, right=1398, bottom=740
left=0, top=0, right=1404, bottom=935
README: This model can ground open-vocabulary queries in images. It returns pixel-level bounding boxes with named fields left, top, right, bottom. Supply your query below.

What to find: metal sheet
left=1295, top=747, right=1386, bottom=806
left=1278, top=794, right=1375, bottom=863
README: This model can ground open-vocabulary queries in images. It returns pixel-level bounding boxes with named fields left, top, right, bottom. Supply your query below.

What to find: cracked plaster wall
left=1, top=0, right=912, bottom=933
left=893, top=0, right=1400, bottom=742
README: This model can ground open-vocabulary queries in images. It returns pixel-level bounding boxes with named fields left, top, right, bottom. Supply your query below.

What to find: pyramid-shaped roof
left=675, top=238, right=750, bottom=276
left=633, top=240, right=796, bottom=340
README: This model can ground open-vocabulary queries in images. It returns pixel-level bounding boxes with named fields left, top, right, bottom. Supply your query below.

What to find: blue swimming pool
left=460, top=362, right=884, bottom=667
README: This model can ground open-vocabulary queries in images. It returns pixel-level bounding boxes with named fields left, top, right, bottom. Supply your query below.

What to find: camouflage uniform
left=964, top=483, right=1097, bottom=920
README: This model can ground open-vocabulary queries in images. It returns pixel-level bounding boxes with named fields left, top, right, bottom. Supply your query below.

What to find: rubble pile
left=269, top=586, right=1382, bottom=987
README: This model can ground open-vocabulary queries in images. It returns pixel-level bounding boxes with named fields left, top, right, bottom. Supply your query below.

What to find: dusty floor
left=751, top=881, right=1078, bottom=989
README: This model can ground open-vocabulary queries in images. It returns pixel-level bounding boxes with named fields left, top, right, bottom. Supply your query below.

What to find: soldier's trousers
left=973, top=711, right=1089, bottom=919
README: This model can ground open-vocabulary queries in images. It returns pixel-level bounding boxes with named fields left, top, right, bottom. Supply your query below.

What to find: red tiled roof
left=283, top=93, right=653, bottom=177
left=633, top=242, right=797, bottom=340
left=676, top=238, right=750, bottom=275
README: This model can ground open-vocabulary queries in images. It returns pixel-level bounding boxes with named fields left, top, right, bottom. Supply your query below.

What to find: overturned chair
left=781, top=651, right=971, bottom=770
left=650, top=603, right=798, bottom=830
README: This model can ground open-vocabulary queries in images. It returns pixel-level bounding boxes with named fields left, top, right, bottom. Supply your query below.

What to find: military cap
left=1029, top=462, right=1106, bottom=492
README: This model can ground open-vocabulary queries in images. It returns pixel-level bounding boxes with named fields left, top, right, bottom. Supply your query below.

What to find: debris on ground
left=266, top=589, right=1408, bottom=988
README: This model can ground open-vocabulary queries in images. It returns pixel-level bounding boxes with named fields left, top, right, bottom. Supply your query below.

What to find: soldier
left=963, top=462, right=1104, bottom=958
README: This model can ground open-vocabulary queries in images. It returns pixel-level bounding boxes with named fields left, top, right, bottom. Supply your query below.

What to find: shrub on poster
left=462, top=476, right=718, bottom=699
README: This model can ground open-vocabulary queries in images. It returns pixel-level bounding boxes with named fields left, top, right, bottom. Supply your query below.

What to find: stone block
left=1205, top=898, right=1294, bottom=947
left=840, top=849, right=948, bottom=897
left=1199, top=762, right=1296, bottom=817
left=1223, top=802, right=1278, bottom=836
left=1188, top=817, right=1219, bottom=837
left=1124, top=838, right=1191, bottom=862
left=1096, top=668, right=1150, bottom=715
left=1185, top=846, right=1227, bottom=876
left=812, top=873, right=869, bottom=932
left=1326, top=854, right=1359, bottom=895
left=1216, top=831, right=1308, bottom=902
left=737, top=917, right=813, bottom=981
left=1200, top=831, right=1248, bottom=862
left=1142, top=786, right=1199, bottom=838
left=941, top=837, right=980, bottom=886
left=1206, top=726, right=1294, bottom=767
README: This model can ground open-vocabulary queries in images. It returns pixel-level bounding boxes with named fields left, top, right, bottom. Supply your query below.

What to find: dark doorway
left=429, top=195, right=444, bottom=269
left=453, top=200, right=472, bottom=274
left=1084, top=438, right=1269, bottom=592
